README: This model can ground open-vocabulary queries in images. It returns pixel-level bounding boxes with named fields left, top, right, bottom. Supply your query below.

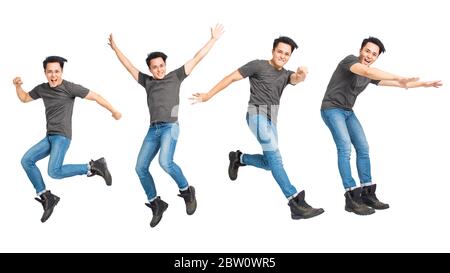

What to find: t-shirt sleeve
left=28, top=85, right=42, bottom=100
left=339, top=55, right=360, bottom=71
left=176, top=66, right=188, bottom=81
left=66, top=82, right=90, bottom=98
left=370, top=79, right=380, bottom=85
left=287, top=70, right=295, bottom=85
left=138, top=71, right=152, bottom=88
left=238, top=60, right=259, bottom=78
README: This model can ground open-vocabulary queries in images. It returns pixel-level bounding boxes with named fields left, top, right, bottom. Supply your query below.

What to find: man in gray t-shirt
left=320, top=37, right=442, bottom=216
left=13, top=56, right=122, bottom=223
left=108, top=24, right=224, bottom=228
left=192, top=36, right=324, bottom=220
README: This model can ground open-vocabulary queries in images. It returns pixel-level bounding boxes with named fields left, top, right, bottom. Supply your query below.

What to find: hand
left=13, top=77, right=23, bottom=87
left=190, top=93, right=210, bottom=104
left=112, top=111, right=122, bottom=120
left=398, top=77, right=419, bottom=89
left=296, top=66, right=308, bottom=79
left=423, top=80, right=442, bottom=88
left=108, top=33, right=117, bottom=51
left=211, top=24, right=225, bottom=40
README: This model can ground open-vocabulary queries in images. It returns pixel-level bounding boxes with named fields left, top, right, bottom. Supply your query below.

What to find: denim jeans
left=321, top=108, right=372, bottom=189
left=135, top=122, right=189, bottom=201
left=242, top=114, right=297, bottom=198
left=21, top=134, right=89, bottom=194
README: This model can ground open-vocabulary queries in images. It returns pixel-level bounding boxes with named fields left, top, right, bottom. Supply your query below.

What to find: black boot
left=361, top=184, right=389, bottom=210
left=228, top=150, right=246, bottom=181
left=145, top=196, right=168, bottom=228
left=288, top=190, right=324, bottom=220
left=88, top=157, right=112, bottom=186
left=178, top=186, right=197, bottom=215
left=344, top=187, right=375, bottom=215
left=35, top=190, right=60, bottom=223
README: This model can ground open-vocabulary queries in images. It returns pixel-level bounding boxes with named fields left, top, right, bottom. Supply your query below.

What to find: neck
left=269, top=60, right=282, bottom=70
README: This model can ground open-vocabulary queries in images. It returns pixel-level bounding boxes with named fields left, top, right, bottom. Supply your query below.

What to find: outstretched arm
left=190, top=70, right=243, bottom=104
left=84, top=91, right=122, bottom=120
left=108, top=34, right=139, bottom=81
left=184, top=24, right=225, bottom=75
left=379, top=79, right=442, bottom=89
left=350, top=63, right=419, bottom=88
left=13, top=77, right=33, bottom=103
left=290, top=66, right=308, bottom=85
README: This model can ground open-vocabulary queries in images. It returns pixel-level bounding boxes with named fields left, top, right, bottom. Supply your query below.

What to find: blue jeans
left=321, top=108, right=372, bottom=189
left=135, top=122, right=189, bottom=201
left=242, top=114, right=297, bottom=198
left=21, top=134, right=89, bottom=194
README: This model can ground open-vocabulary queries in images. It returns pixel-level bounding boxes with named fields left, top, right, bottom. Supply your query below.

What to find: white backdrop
left=0, top=0, right=448, bottom=252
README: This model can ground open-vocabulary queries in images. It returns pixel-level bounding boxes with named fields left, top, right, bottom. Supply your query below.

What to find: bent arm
left=184, top=24, right=224, bottom=75
left=108, top=34, right=139, bottom=81
left=191, top=70, right=243, bottom=103
left=290, top=66, right=308, bottom=85
left=13, top=77, right=33, bottom=103
left=84, top=91, right=122, bottom=120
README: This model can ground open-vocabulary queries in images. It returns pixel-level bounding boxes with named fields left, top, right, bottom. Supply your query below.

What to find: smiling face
left=359, top=42, right=380, bottom=66
left=45, top=62, right=63, bottom=87
left=148, top=57, right=166, bottom=80
left=270, top=42, right=292, bottom=70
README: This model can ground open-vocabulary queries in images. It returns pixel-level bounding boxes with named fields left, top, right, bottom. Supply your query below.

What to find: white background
left=0, top=0, right=449, bottom=252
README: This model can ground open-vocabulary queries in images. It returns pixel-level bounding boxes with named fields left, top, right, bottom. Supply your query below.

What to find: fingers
left=212, top=23, right=225, bottom=39
left=113, top=111, right=122, bottom=120
left=13, top=77, right=23, bottom=85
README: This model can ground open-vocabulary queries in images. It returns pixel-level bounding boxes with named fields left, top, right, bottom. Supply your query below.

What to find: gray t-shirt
left=29, top=80, right=90, bottom=139
left=321, top=55, right=380, bottom=110
left=238, top=60, right=293, bottom=122
left=138, top=66, right=187, bottom=124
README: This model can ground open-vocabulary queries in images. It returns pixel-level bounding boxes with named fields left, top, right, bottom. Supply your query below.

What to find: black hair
left=146, top=51, right=167, bottom=67
left=361, top=37, right=386, bottom=54
left=43, top=56, right=67, bottom=70
left=273, top=36, right=299, bottom=53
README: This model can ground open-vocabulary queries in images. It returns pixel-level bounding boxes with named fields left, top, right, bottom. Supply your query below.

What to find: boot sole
left=345, top=207, right=375, bottom=215
left=291, top=208, right=325, bottom=220
left=228, top=152, right=238, bottom=181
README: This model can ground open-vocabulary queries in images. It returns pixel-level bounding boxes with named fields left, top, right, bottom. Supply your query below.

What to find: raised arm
left=379, top=79, right=442, bottom=89
left=108, top=34, right=139, bottom=81
left=84, top=91, right=122, bottom=120
left=13, top=77, right=33, bottom=103
left=290, top=66, right=308, bottom=85
left=190, top=70, right=243, bottom=104
left=184, top=24, right=225, bottom=75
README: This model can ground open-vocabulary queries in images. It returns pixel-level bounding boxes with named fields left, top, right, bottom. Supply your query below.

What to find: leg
left=47, top=135, right=88, bottom=179
left=158, top=123, right=189, bottom=190
left=245, top=114, right=297, bottom=198
left=21, top=136, right=51, bottom=194
left=321, top=109, right=357, bottom=190
left=346, top=112, right=371, bottom=184
left=158, top=123, right=196, bottom=215
left=135, top=127, right=160, bottom=201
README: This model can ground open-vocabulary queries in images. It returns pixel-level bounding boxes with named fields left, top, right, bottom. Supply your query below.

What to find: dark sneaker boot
left=35, top=190, right=60, bottom=223
left=361, top=184, right=389, bottom=210
left=344, top=187, right=375, bottom=215
left=288, top=190, right=325, bottom=220
left=178, top=186, right=197, bottom=215
left=228, top=150, right=246, bottom=181
left=145, top=196, right=168, bottom=228
left=88, top=157, right=112, bottom=186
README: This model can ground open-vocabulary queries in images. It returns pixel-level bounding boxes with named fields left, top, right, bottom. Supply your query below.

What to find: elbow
left=361, top=68, right=372, bottom=78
